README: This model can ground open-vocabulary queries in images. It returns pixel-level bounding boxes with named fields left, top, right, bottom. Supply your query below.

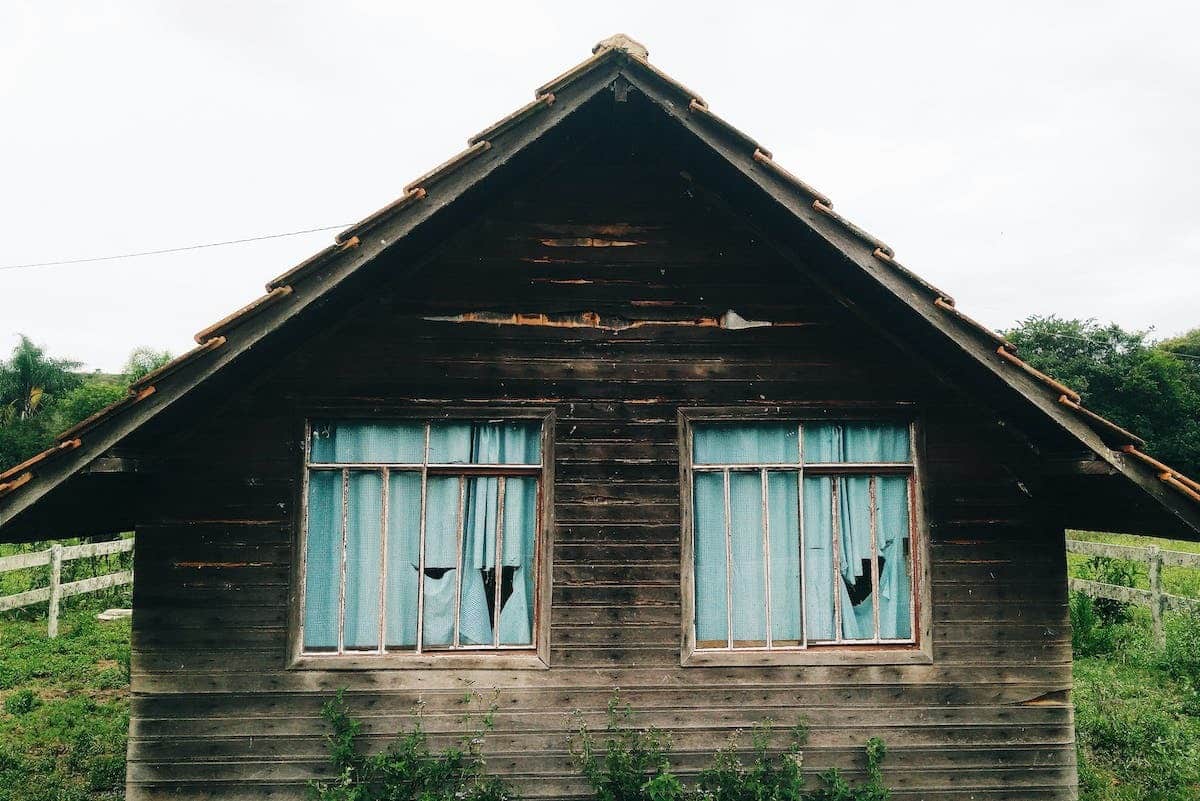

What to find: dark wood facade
left=124, top=123, right=1078, bottom=800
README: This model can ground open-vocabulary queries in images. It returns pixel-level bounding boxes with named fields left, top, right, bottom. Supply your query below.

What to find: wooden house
left=2, top=34, right=1199, bottom=800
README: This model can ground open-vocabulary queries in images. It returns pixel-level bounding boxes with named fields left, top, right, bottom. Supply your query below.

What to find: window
left=687, top=420, right=917, bottom=652
left=300, top=419, right=544, bottom=656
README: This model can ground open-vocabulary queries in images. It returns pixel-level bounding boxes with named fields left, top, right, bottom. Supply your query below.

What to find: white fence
left=0, top=539, right=133, bottom=637
left=1067, top=538, right=1200, bottom=645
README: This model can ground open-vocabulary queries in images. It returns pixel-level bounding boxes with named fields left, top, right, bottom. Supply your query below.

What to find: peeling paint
left=539, top=237, right=642, bottom=248
left=423, top=309, right=781, bottom=332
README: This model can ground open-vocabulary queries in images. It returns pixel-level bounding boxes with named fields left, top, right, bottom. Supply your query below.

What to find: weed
left=4, top=688, right=39, bottom=715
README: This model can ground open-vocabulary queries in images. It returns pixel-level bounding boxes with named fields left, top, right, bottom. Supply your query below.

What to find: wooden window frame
left=288, top=408, right=554, bottom=670
left=678, top=407, right=932, bottom=667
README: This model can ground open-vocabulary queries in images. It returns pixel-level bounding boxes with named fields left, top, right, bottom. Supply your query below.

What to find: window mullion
left=416, top=425, right=430, bottom=654
left=338, top=467, right=349, bottom=655
left=452, top=475, right=466, bottom=648
left=869, top=475, right=880, bottom=644
left=760, top=468, right=772, bottom=649
left=831, top=476, right=842, bottom=644
left=723, top=469, right=733, bottom=650
left=378, top=468, right=389, bottom=654
left=494, top=476, right=506, bottom=648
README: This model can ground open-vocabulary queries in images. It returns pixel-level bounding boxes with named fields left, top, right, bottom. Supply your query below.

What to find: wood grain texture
left=124, top=123, right=1076, bottom=799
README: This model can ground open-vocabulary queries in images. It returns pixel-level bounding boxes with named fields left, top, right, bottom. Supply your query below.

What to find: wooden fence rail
left=0, top=539, right=133, bottom=637
left=1066, top=538, right=1200, bottom=646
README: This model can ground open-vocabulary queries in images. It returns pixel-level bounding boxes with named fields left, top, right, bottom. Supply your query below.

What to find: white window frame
left=679, top=409, right=931, bottom=667
left=290, top=412, right=553, bottom=669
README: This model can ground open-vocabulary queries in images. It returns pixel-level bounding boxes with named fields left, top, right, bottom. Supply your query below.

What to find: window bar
left=338, top=467, right=349, bottom=654
left=723, top=468, right=733, bottom=650
left=378, top=468, right=390, bottom=654
left=797, top=424, right=807, bottom=649
left=907, top=472, right=918, bottom=643
left=493, top=476, right=506, bottom=648
left=415, top=424, right=430, bottom=653
left=869, top=475, right=881, bottom=644
left=831, top=476, right=842, bottom=644
left=760, top=468, right=772, bottom=648
left=452, top=475, right=466, bottom=648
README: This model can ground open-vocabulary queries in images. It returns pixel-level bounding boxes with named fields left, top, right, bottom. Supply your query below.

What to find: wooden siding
left=127, top=135, right=1076, bottom=799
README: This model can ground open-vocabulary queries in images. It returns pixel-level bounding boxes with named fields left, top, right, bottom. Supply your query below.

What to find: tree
left=1160, top=327, right=1200, bottom=360
left=1005, top=316, right=1200, bottom=478
left=122, top=347, right=172, bottom=384
left=0, top=335, right=81, bottom=424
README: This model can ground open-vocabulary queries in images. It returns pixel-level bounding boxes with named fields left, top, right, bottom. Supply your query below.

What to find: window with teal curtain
left=692, top=421, right=915, bottom=650
left=302, top=419, right=543, bottom=655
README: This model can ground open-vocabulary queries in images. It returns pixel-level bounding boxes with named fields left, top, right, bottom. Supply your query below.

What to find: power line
left=0, top=224, right=350, bottom=272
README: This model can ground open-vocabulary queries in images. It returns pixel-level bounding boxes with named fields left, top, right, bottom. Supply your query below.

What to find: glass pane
left=500, top=477, right=537, bottom=645
left=303, top=470, right=342, bottom=651
left=385, top=472, right=422, bottom=650
left=729, top=471, right=766, bottom=645
left=803, top=423, right=909, bottom=463
left=310, top=422, right=424, bottom=464
left=429, top=421, right=541, bottom=464
left=459, top=477, right=499, bottom=646
left=422, top=476, right=462, bottom=647
left=839, top=476, right=875, bottom=641
left=693, top=472, right=728, bottom=646
left=877, top=476, right=913, bottom=639
left=767, top=472, right=802, bottom=644
left=802, top=477, right=835, bottom=641
left=693, top=424, right=798, bottom=465
left=344, top=471, right=383, bottom=650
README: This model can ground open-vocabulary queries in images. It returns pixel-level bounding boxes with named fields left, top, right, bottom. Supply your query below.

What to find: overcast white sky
left=2, top=1, right=1198, bottom=372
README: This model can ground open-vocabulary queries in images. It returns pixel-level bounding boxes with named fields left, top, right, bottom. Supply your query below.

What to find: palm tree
left=0, top=335, right=81, bottom=424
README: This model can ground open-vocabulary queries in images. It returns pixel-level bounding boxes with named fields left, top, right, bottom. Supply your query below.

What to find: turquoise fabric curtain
left=385, top=472, right=422, bottom=649
left=344, top=471, right=383, bottom=649
left=694, top=424, right=798, bottom=464
left=804, top=423, right=909, bottom=463
left=459, top=476, right=499, bottom=645
left=303, top=470, right=341, bottom=650
left=422, top=476, right=461, bottom=647
left=311, top=422, right=424, bottom=463
left=693, top=472, right=728, bottom=644
left=767, top=472, right=802, bottom=643
left=802, top=476, right=835, bottom=641
left=729, top=471, right=766, bottom=643
left=430, top=421, right=541, bottom=465
left=838, top=475, right=873, bottom=640
left=499, top=477, right=538, bottom=645
left=877, top=475, right=912, bottom=639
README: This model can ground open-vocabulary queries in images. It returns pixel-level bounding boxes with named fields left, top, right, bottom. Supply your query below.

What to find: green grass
left=0, top=542, right=131, bottom=801
left=1068, top=531, right=1200, bottom=801
left=1068, top=530, right=1200, bottom=598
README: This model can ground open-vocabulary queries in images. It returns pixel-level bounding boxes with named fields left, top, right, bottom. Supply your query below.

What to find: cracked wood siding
left=126, top=138, right=1076, bottom=800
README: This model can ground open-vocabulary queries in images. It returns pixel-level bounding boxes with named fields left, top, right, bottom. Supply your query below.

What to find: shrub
left=694, top=721, right=808, bottom=801
left=4, top=688, right=39, bottom=715
left=310, top=689, right=517, bottom=801
left=1071, top=592, right=1117, bottom=657
left=1161, top=610, right=1200, bottom=683
left=1079, top=556, right=1139, bottom=625
left=570, top=695, right=679, bottom=801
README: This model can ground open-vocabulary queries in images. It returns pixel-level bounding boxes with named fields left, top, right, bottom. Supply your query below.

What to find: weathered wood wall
left=126, top=131, right=1076, bottom=799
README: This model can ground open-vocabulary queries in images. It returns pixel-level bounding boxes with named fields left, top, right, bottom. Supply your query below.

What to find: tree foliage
left=0, top=337, right=171, bottom=472
left=1005, top=317, right=1200, bottom=478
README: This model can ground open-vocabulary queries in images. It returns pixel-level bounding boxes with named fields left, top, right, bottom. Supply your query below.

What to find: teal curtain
left=499, top=477, right=537, bottom=645
left=694, top=424, right=798, bottom=464
left=459, top=476, right=499, bottom=646
left=422, top=476, right=461, bottom=647
left=303, top=470, right=341, bottom=650
left=802, top=477, right=835, bottom=641
left=344, top=471, right=383, bottom=650
left=877, top=476, right=912, bottom=639
left=693, top=472, right=728, bottom=644
left=767, top=472, right=802, bottom=643
left=311, top=422, right=424, bottom=463
left=385, top=472, right=421, bottom=649
left=729, top=471, right=767, bottom=644
left=430, top=421, right=541, bottom=465
left=804, top=423, right=909, bottom=463
left=838, top=476, right=873, bottom=640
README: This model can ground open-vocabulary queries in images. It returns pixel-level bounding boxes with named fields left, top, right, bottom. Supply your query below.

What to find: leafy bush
left=1071, top=593, right=1117, bottom=657
left=1079, top=556, right=1138, bottom=625
left=571, top=695, right=680, bottom=801
left=694, top=722, right=808, bottom=801
left=1160, top=610, right=1200, bottom=683
left=310, top=689, right=517, bottom=801
left=4, top=688, right=40, bottom=715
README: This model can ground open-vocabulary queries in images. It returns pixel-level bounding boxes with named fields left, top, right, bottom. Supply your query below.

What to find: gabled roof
left=2, top=33, right=1198, bottom=538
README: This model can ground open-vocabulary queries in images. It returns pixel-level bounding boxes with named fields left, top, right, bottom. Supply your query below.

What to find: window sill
left=289, top=651, right=549, bottom=671
left=682, top=646, right=932, bottom=667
